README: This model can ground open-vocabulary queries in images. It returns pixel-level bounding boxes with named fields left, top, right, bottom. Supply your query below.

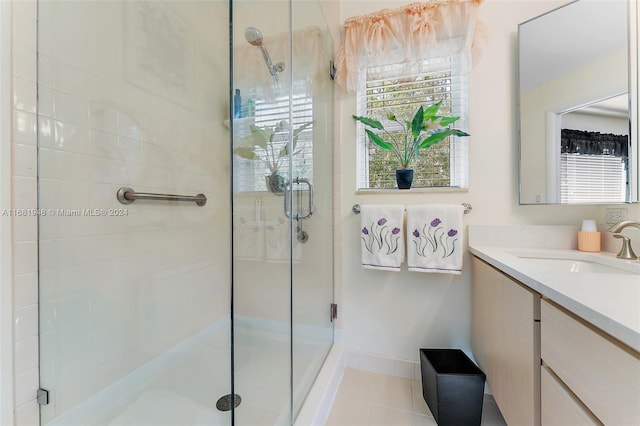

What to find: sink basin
left=508, top=249, right=640, bottom=275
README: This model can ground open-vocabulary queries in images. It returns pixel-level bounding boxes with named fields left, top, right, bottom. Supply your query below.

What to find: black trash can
left=419, top=348, right=486, bottom=426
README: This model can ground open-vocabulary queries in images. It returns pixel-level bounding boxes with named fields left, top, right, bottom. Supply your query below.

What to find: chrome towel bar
left=117, top=187, right=207, bottom=206
left=352, top=203, right=472, bottom=215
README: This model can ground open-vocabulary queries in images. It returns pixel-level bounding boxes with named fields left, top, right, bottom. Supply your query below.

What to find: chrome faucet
left=607, top=220, right=640, bottom=260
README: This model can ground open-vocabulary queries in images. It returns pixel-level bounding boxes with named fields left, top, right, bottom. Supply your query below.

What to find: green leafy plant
left=234, top=120, right=313, bottom=174
left=353, top=101, right=469, bottom=169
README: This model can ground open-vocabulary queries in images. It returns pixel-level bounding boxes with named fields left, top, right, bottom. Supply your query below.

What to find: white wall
left=333, top=0, right=640, bottom=363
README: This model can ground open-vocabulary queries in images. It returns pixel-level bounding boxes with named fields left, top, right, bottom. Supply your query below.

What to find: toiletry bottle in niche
left=246, top=98, right=255, bottom=117
left=233, top=89, right=242, bottom=118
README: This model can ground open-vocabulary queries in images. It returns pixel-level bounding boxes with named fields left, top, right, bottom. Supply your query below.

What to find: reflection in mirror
left=518, top=0, right=635, bottom=204
left=557, top=93, right=629, bottom=203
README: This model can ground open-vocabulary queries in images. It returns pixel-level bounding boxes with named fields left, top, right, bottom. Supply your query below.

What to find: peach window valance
left=335, top=0, right=485, bottom=92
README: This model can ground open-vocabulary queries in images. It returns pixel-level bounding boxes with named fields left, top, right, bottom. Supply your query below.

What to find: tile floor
left=326, top=368, right=507, bottom=426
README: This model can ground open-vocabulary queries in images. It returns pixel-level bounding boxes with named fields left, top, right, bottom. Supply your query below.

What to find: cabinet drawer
left=541, top=300, right=640, bottom=425
left=541, top=365, right=598, bottom=426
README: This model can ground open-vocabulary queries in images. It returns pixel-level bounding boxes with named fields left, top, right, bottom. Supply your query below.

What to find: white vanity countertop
left=469, top=245, right=640, bottom=352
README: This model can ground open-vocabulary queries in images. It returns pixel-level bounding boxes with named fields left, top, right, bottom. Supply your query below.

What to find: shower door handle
left=296, top=178, right=313, bottom=220
left=284, top=177, right=313, bottom=220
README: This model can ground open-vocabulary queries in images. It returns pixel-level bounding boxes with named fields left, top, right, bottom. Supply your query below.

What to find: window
left=356, top=56, right=469, bottom=190
left=234, top=91, right=314, bottom=193
left=559, top=128, right=629, bottom=203
left=560, top=154, right=627, bottom=203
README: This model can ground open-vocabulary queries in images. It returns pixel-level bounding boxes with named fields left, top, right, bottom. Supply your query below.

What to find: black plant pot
left=396, top=168, right=414, bottom=189
left=265, top=172, right=285, bottom=195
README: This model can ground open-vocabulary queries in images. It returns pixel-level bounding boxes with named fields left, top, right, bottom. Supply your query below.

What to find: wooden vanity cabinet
left=472, top=255, right=640, bottom=426
left=471, top=256, right=541, bottom=426
left=541, top=300, right=640, bottom=425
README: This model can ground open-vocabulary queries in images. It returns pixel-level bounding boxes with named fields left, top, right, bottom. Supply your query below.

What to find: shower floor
left=45, top=318, right=331, bottom=426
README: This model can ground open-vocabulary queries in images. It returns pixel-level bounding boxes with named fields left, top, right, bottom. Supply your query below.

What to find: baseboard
left=345, top=350, right=421, bottom=381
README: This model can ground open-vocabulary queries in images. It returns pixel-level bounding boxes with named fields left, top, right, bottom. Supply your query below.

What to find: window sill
left=356, top=187, right=469, bottom=195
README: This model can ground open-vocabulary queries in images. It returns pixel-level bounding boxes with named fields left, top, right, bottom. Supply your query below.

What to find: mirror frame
left=631, top=0, right=639, bottom=203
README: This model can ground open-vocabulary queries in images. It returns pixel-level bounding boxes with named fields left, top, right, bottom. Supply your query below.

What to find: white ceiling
left=519, top=0, right=628, bottom=91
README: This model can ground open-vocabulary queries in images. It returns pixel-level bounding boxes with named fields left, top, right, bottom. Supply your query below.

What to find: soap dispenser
left=578, top=219, right=600, bottom=252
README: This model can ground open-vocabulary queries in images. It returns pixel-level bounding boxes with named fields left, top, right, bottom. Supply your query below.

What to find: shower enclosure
left=35, top=1, right=333, bottom=425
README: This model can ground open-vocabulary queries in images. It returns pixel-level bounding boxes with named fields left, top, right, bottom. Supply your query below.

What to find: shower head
left=244, top=27, right=285, bottom=77
left=244, top=27, right=264, bottom=46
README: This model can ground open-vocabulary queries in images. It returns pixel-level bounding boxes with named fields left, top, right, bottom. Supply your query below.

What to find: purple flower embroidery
left=413, top=220, right=459, bottom=259
left=362, top=220, right=400, bottom=255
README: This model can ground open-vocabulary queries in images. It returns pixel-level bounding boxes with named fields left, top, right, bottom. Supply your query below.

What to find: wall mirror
left=518, top=0, right=638, bottom=204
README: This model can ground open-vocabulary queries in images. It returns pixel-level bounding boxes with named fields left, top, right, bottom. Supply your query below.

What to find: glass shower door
left=37, top=1, right=232, bottom=424
left=290, top=0, right=335, bottom=417
left=231, top=1, right=294, bottom=423
left=231, top=0, right=334, bottom=423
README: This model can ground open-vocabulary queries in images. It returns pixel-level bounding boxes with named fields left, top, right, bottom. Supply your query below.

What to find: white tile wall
left=12, top=77, right=36, bottom=113
left=13, top=111, right=37, bottom=145
left=13, top=273, right=38, bottom=309
left=5, top=5, right=41, bottom=397
left=11, top=45, right=36, bottom=82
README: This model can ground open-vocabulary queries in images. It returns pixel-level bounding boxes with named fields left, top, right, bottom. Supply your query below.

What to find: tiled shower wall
left=9, top=1, right=230, bottom=424
left=11, top=1, right=41, bottom=423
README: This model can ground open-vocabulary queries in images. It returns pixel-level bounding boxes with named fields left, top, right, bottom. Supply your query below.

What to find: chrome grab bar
left=284, top=177, right=313, bottom=220
left=117, top=187, right=207, bottom=206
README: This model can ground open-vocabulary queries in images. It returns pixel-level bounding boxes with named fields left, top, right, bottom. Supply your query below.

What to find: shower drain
left=216, top=394, right=242, bottom=411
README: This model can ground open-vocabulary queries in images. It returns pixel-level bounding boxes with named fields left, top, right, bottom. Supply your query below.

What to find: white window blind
left=356, top=55, right=468, bottom=190
left=560, top=153, right=627, bottom=203
left=234, top=92, right=314, bottom=193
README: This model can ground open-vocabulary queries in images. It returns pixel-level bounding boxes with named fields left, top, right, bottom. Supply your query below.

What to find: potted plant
left=234, top=120, right=313, bottom=194
left=353, top=101, right=469, bottom=189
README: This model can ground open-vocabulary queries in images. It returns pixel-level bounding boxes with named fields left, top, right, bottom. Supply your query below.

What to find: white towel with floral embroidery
left=360, top=205, right=405, bottom=271
left=406, top=204, right=464, bottom=274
